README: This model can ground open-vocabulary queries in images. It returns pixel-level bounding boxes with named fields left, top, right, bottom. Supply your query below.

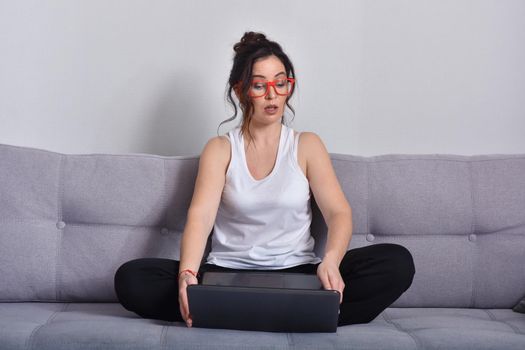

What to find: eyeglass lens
left=249, top=79, right=293, bottom=97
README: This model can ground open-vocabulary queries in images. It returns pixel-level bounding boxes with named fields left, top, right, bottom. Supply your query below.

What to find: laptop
left=187, top=271, right=340, bottom=333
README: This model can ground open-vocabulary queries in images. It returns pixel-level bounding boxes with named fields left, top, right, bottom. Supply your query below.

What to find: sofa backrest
left=1, top=143, right=524, bottom=307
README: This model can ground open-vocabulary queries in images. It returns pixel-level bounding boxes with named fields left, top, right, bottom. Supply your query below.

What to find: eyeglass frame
left=236, top=77, right=296, bottom=98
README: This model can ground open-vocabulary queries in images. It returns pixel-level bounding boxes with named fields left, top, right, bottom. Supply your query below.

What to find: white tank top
left=206, top=123, right=322, bottom=269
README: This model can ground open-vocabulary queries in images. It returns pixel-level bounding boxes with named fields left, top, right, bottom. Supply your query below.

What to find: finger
left=326, top=272, right=344, bottom=303
left=335, top=283, right=343, bottom=304
left=180, top=276, right=198, bottom=326
left=319, top=272, right=332, bottom=290
left=181, top=287, right=189, bottom=321
left=328, top=270, right=342, bottom=291
left=179, top=303, right=187, bottom=323
left=179, top=296, right=187, bottom=322
left=184, top=295, right=192, bottom=322
left=327, top=272, right=338, bottom=291
left=184, top=286, right=196, bottom=327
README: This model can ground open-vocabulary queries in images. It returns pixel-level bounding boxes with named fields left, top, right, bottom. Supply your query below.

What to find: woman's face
left=246, top=55, right=289, bottom=125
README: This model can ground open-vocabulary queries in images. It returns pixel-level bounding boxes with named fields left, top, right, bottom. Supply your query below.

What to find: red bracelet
left=178, top=269, right=199, bottom=279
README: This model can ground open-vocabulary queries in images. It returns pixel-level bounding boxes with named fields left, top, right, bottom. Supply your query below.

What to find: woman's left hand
left=317, top=260, right=345, bottom=304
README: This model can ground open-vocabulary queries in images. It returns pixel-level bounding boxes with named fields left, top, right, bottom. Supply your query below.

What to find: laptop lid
left=201, top=271, right=324, bottom=289
left=187, top=272, right=340, bottom=333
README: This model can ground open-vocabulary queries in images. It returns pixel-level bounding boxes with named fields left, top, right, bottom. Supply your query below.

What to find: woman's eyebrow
left=252, top=71, right=286, bottom=79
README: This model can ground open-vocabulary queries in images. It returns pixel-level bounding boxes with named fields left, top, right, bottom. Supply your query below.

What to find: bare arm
left=178, top=135, right=230, bottom=327
left=179, top=136, right=230, bottom=275
left=302, top=132, right=352, bottom=302
left=303, top=132, right=352, bottom=266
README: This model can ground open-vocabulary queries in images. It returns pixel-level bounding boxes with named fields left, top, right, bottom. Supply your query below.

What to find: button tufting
left=366, top=233, right=375, bottom=242
left=160, top=227, right=169, bottom=235
left=469, top=233, right=477, bottom=242
left=56, top=221, right=66, bottom=229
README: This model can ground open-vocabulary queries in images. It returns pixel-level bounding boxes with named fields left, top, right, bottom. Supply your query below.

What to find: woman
left=114, top=31, right=415, bottom=328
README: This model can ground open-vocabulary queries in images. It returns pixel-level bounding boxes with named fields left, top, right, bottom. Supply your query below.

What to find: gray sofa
left=1, top=141, right=524, bottom=350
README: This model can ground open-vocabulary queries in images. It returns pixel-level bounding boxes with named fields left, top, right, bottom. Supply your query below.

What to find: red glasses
left=247, top=77, right=295, bottom=98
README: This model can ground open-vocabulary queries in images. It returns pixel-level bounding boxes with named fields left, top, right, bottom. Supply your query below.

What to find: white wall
left=1, top=0, right=524, bottom=157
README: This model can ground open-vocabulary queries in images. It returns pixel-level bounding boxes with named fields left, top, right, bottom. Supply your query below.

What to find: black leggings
left=114, top=243, right=415, bottom=327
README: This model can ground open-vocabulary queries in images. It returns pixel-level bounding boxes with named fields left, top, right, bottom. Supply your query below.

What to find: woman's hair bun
left=234, top=31, right=269, bottom=53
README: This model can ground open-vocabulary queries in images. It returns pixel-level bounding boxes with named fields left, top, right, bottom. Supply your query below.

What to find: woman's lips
left=265, top=106, right=278, bottom=114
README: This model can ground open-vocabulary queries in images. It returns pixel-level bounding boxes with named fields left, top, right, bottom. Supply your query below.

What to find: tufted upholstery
left=1, top=142, right=524, bottom=349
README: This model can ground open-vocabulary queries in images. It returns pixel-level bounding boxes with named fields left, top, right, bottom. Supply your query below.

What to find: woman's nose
left=266, top=86, right=276, bottom=99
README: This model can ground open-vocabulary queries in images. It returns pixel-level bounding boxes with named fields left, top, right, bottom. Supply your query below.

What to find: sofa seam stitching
left=382, top=311, right=422, bottom=350
left=366, top=160, right=370, bottom=238
left=26, top=302, right=69, bottom=350
left=468, top=161, right=477, bottom=309
left=161, top=158, right=172, bottom=255
left=55, top=154, right=65, bottom=302
left=162, top=158, right=168, bottom=233
left=484, top=309, right=523, bottom=334
left=0, top=218, right=517, bottom=235
left=33, top=222, right=166, bottom=229
left=286, top=332, right=294, bottom=348
left=160, top=324, right=168, bottom=348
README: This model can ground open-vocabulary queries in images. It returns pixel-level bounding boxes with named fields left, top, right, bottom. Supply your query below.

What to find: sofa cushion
left=1, top=303, right=524, bottom=350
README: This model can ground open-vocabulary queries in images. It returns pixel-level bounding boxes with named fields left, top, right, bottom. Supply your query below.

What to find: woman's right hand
left=178, top=272, right=199, bottom=327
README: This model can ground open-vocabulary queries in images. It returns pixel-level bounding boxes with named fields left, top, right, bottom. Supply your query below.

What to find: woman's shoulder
left=294, top=130, right=326, bottom=177
left=204, top=134, right=230, bottom=154
left=295, top=130, right=324, bottom=149
left=297, top=130, right=329, bottom=160
left=201, top=134, right=231, bottom=166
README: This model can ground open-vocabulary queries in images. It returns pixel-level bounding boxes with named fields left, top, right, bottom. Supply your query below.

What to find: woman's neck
left=245, top=121, right=283, bottom=148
